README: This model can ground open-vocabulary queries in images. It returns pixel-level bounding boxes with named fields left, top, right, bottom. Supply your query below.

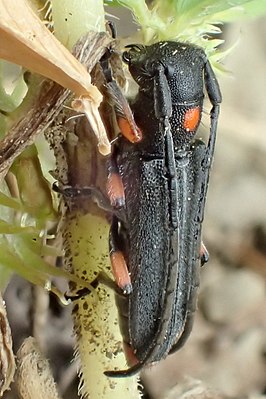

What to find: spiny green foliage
left=105, top=0, right=266, bottom=59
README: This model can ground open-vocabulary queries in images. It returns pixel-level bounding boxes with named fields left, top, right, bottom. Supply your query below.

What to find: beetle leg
left=200, top=241, right=209, bottom=266
left=65, top=270, right=123, bottom=302
left=195, top=60, right=221, bottom=224
left=53, top=182, right=117, bottom=213
left=105, top=80, right=142, bottom=143
left=99, top=45, right=142, bottom=144
left=106, top=20, right=117, bottom=39
left=106, top=148, right=125, bottom=209
left=122, top=342, right=139, bottom=367
left=54, top=182, right=127, bottom=226
left=99, top=28, right=142, bottom=144
left=109, top=217, right=132, bottom=295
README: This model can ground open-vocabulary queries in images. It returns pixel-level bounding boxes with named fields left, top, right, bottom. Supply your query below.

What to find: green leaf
left=104, top=0, right=121, bottom=5
left=0, top=220, right=37, bottom=235
left=0, top=61, right=28, bottom=113
left=0, top=192, right=23, bottom=212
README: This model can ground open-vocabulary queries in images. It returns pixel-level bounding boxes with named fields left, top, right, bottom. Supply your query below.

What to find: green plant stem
left=65, top=212, right=139, bottom=398
left=50, top=1, right=140, bottom=397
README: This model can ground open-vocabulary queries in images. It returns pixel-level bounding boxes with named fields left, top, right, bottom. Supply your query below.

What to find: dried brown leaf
left=0, top=0, right=111, bottom=155
left=0, top=0, right=98, bottom=99
left=0, top=293, right=15, bottom=397
left=72, top=96, right=111, bottom=155
left=0, top=32, right=113, bottom=181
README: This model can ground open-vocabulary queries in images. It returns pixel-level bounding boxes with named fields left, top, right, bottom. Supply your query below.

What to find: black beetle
left=104, top=41, right=222, bottom=377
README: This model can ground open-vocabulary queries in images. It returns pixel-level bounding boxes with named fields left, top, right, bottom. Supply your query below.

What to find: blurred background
left=4, top=12, right=266, bottom=399
left=141, top=17, right=266, bottom=399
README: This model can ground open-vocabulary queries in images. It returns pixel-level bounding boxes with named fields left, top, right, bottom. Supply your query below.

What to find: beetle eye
left=123, top=44, right=145, bottom=64
left=124, top=44, right=145, bottom=52
left=122, top=51, right=131, bottom=64
left=165, top=64, right=175, bottom=79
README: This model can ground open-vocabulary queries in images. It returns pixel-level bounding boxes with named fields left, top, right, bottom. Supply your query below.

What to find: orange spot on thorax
left=183, top=107, right=201, bottom=132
